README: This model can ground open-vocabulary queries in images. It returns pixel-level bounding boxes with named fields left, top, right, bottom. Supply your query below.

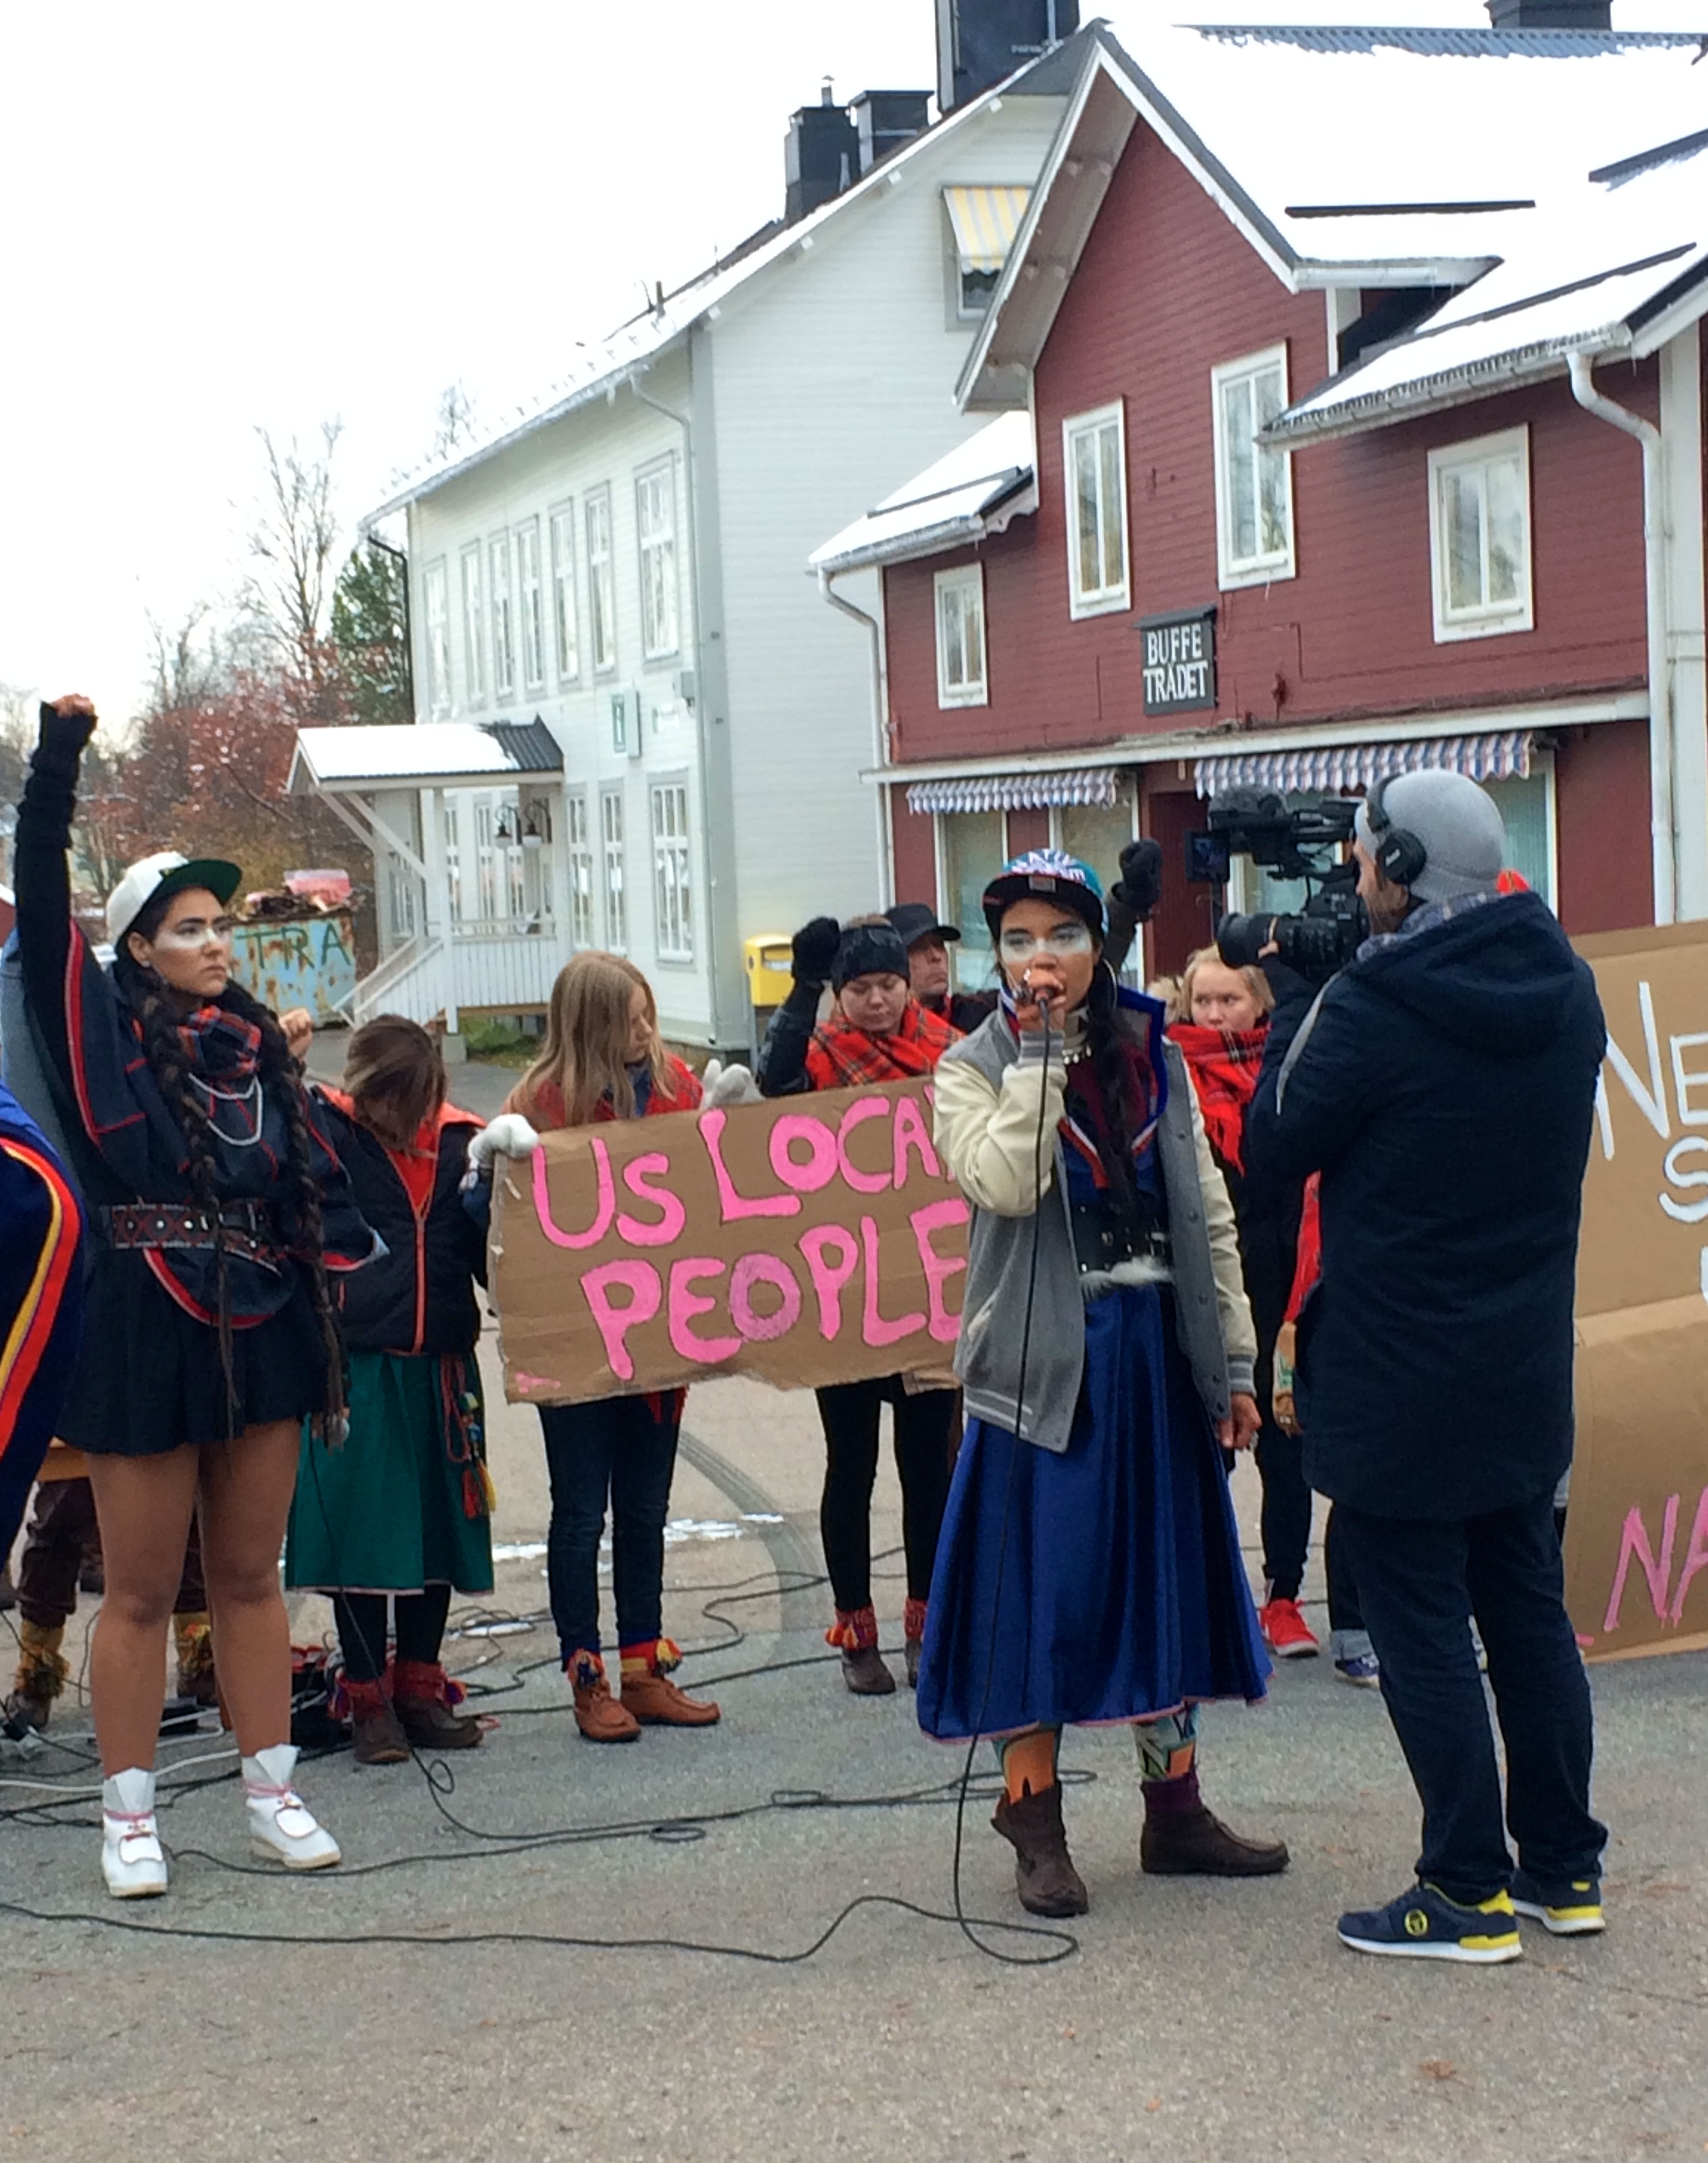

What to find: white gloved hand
left=702, top=1058, right=761, bottom=1109
left=467, top=1112, right=542, bottom=1177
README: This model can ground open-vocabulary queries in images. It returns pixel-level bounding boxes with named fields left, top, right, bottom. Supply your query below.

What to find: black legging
left=335, top=1584, right=453, bottom=1684
left=815, top=1376, right=955, bottom=1612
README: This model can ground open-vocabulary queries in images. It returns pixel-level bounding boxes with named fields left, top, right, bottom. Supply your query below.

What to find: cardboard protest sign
left=1566, top=922, right=1708, bottom=1661
left=491, top=1079, right=967, bottom=1406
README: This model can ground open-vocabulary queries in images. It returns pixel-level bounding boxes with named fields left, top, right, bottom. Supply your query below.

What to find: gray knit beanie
left=1355, top=769, right=1507, bottom=903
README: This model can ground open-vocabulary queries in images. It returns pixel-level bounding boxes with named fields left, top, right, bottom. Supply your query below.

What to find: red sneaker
left=1259, top=1596, right=1320, bottom=1660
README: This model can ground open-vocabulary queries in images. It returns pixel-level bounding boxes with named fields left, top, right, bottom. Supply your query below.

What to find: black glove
left=1112, top=838, right=1163, bottom=924
left=31, top=699, right=96, bottom=782
left=790, top=916, right=840, bottom=988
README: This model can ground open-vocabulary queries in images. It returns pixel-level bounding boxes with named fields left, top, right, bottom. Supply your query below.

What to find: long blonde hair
left=517, top=951, right=672, bottom=1127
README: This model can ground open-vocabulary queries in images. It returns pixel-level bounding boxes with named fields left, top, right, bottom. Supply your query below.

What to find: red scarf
left=1167, top=1020, right=1269, bottom=1177
left=804, top=1000, right=957, bottom=1090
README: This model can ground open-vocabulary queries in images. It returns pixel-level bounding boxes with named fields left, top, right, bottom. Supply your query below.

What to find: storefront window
left=939, top=810, right=1005, bottom=992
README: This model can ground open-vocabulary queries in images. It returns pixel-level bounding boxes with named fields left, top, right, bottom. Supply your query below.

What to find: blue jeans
left=1336, top=1487, right=1604, bottom=1904
left=538, top=1396, right=681, bottom=1663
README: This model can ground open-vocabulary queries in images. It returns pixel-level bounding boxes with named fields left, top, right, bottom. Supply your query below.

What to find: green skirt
left=286, top=1349, right=494, bottom=1596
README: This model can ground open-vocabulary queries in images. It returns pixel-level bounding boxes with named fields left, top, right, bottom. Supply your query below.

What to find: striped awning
left=907, top=767, right=1121, bottom=816
left=1194, top=729, right=1533, bottom=799
left=942, top=185, right=1032, bottom=274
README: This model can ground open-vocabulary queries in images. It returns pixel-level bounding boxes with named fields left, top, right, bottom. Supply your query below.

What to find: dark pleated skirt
left=59, top=1246, right=332, bottom=1458
left=916, top=1282, right=1270, bottom=1740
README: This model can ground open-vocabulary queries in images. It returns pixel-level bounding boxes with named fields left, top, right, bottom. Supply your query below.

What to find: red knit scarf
left=1167, top=1021, right=1269, bottom=1177
left=805, top=1000, right=957, bottom=1089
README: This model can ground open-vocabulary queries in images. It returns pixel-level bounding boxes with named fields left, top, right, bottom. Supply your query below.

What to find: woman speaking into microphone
left=918, top=851, right=1285, bottom=1919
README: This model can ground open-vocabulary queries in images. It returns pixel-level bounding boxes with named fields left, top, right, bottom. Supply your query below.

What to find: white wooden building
left=296, top=41, right=1080, bottom=1051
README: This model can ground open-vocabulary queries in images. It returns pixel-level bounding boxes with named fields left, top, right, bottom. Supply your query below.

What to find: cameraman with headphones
left=1245, top=768, right=1607, bottom=1965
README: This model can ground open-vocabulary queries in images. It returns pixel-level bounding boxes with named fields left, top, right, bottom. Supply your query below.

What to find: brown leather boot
left=828, top=1608, right=895, bottom=1696
left=346, top=1678, right=410, bottom=1766
left=992, top=1783, right=1089, bottom=1918
left=904, top=1597, right=927, bottom=1690
left=570, top=1653, right=640, bottom=1744
left=394, top=1660, right=482, bottom=1750
left=1140, top=1803, right=1290, bottom=1877
left=5, top=1620, right=67, bottom=1734
left=620, top=1641, right=719, bottom=1726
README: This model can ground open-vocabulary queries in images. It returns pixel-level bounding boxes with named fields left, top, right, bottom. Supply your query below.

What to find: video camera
left=1185, top=787, right=1367, bottom=984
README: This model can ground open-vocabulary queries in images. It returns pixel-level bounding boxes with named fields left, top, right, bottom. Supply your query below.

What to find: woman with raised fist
left=15, top=695, right=375, bottom=1898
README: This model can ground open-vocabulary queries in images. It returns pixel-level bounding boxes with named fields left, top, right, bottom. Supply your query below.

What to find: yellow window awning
left=943, top=185, right=1032, bottom=274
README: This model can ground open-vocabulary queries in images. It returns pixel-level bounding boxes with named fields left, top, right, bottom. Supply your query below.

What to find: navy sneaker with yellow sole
left=1510, top=1869, right=1604, bottom=1936
left=1337, top=1881, right=1523, bottom=1964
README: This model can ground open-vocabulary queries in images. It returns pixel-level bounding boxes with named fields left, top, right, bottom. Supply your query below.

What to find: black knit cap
left=832, top=922, right=911, bottom=992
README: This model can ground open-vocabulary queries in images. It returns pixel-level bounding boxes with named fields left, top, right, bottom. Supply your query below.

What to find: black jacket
left=1246, top=892, right=1604, bottom=1520
left=317, top=1094, right=486, bottom=1357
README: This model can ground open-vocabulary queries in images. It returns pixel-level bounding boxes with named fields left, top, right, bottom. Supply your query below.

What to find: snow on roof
left=1091, top=17, right=1708, bottom=272
left=289, top=721, right=564, bottom=794
left=1267, top=142, right=1708, bottom=444
left=368, top=51, right=1074, bottom=524
left=809, top=412, right=1036, bottom=574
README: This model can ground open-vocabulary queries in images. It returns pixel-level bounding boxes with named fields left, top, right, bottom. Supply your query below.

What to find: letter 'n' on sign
left=491, top=1080, right=968, bottom=1406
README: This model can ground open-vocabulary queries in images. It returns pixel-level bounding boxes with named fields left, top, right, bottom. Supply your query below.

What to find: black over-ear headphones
left=1364, top=772, right=1428, bottom=888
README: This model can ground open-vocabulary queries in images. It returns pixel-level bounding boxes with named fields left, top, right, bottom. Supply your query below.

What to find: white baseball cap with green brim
left=105, top=851, right=243, bottom=948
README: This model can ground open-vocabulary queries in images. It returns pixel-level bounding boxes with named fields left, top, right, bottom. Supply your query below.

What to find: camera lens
left=1216, top=913, right=1274, bottom=969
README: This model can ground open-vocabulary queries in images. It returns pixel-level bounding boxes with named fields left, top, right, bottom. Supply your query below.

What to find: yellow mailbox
left=743, top=933, right=795, bottom=1010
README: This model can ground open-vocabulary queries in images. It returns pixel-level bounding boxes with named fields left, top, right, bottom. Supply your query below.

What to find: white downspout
left=819, top=566, right=896, bottom=906
left=1567, top=348, right=1674, bottom=925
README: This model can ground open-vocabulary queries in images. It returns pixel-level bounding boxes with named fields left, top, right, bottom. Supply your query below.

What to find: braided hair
left=1082, top=961, right=1143, bottom=1226
left=115, top=902, right=345, bottom=1441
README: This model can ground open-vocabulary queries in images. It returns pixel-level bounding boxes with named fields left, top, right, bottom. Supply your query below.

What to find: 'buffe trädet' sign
left=492, top=1080, right=966, bottom=1404
left=1566, top=921, right=1708, bottom=1661
left=1138, top=606, right=1217, bottom=717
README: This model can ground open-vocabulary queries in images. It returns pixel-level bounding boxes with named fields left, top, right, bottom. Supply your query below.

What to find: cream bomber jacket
left=934, top=1039, right=1258, bottom=1370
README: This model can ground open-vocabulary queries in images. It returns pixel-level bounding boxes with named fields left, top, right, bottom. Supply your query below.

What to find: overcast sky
left=4, top=0, right=1703, bottom=719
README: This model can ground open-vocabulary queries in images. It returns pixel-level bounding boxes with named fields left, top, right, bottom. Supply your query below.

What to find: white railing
left=353, top=938, right=450, bottom=1027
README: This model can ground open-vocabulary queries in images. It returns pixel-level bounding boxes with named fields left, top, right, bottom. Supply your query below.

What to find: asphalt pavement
left=3, top=1054, right=1705, bottom=2162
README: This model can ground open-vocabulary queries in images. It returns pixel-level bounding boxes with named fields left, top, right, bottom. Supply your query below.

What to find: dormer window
left=944, top=186, right=1031, bottom=320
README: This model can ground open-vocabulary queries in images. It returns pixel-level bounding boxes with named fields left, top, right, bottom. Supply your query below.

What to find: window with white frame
left=1212, top=345, right=1295, bottom=588
left=422, top=558, right=451, bottom=717
left=602, top=788, right=627, bottom=951
left=549, top=503, right=579, bottom=681
left=460, top=545, right=486, bottom=706
left=650, top=781, right=693, bottom=960
left=1428, top=427, right=1533, bottom=641
left=939, top=809, right=1006, bottom=990
left=636, top=459, right=679, bottom=659
left=586, top=488, right=616, bottom=673
left=934, top=564, right=987, bottom=708
left=516, top=518, right=545, bottom=689
left=566, top=792, right=595, bottom=948
left=1062, top=403, right=1129, bottom=618
left=488, top=534, right=516, bottom=698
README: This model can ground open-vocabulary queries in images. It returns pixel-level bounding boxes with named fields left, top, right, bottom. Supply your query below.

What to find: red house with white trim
left=811, top=12, right=1708, bottom=979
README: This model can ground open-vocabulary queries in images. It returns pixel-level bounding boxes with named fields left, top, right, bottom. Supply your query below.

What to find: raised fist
left=1112, top=838, right=1164, bottom=924
left=790, top=916, right=841, bottom=987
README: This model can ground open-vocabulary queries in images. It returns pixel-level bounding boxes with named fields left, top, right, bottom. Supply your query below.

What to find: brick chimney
left=936, top=0, right=1080, bottom=115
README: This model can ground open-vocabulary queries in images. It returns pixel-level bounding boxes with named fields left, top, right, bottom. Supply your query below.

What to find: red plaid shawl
left=1167, top=1020, right=1269, bottom=1177
left=804, top=1000, right=957, bottom=1089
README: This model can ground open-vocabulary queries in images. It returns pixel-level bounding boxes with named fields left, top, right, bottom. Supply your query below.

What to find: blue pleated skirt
left=916, top=1282, right=1270, bottom=1739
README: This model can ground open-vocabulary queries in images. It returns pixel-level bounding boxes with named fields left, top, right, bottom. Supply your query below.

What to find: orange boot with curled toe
left=620, top=1640, right=720, bottom=1727
left=570, top=1651, right=640, bottom=1743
